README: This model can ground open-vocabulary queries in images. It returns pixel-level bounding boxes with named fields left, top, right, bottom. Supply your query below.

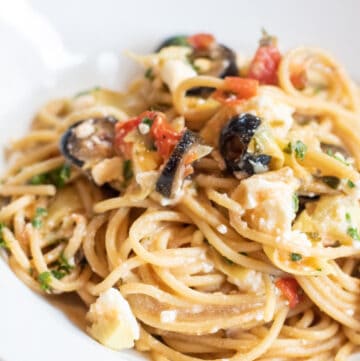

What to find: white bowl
left=1, top=0, right=360, bottom=360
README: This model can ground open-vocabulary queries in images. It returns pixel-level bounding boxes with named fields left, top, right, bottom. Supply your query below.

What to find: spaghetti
left=1, top=32, right=360, bottom=360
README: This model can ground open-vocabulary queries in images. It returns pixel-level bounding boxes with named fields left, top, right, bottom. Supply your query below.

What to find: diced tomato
left=114, top=117, right=141, bottom=158
left=150, top=114, right=182, bottom=159
left=248, top=44, right=282, bottom=85
left=275, top=277, right=302, bottom=309
left=187, top=33, right=215, bottom=50
left=114, top=110, right=182, bottom=160
left=114, top=111, right=157, bottom=158
left=212, top=77, right=258, bottom=105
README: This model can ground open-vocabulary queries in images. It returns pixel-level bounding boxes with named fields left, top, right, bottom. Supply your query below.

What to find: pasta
left=2, top=32, right=360, bottom=361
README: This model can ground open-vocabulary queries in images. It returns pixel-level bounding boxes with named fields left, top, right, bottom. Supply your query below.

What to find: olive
left=219, top=113, right=271, bottom=174
left=156, top=130, right=199, bottom=198
left=60, top=116, right=117, bottom=168
left=156, top=35, right=238, bottom=95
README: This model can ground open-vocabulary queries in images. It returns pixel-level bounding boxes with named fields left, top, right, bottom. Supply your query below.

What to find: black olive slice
left=60, top=116, right=117, bottom=168
left=156, top=130, right=198, bottom=198
left=156, top=35, right=238, bottom=95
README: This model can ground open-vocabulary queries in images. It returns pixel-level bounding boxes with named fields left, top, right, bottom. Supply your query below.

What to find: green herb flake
left=56, top=253, right=74, bottom=274
left=347, top=227, right=360, bottom=241
left=38, top=272, right=52, bottom=292
left=29, top=174, right=48, bottom=185
left=284, top=140, right=307, bottom=160
left=142, top=117, right=153, bottom=127
left=31, top=218, right=42, bottom=228
left=290, top=253, right=302, bottom=262
left=123, top=160, right=133, bottom=181
left=0, top=223, right=7, bottom=249
left=292, top=194, right=299, bottom=213
left=321, top=176, right=340, bottom=189
left=345, top=212, right=352, bottom=223
left=74, top=86, right=101, bottom=98
left=29, top=164, right=71, bottom=189
left=347, top=179, right=356, bottom=188
left=167, top=36, right=189, bottom=47
left=36, top=208, right=47, bottom=217
left=51, top=269, right=66, bottom=280
left=316, top=268, right=322, bottom=272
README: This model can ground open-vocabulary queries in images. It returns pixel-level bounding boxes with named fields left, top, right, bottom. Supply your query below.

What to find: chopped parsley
left=321, top=176, right=340, bottom=189
left=347, top=179, right=356, bottom=188
left=0, top=223, right=7, bottom=249
left=292, top=194, right=299, bottom=213
left=144, top=68, right=154, bottom=80
left=142, top=117, right=153, bottom=127
left=74, top=86, right=101, bottom=98
left=29, top=164, right=71, bottom=189
left=123, top=160, right=133, bottom=181
left=347, top=227, right=360, bottom=241
left=56, top=253, right=74, bottom=275
left=346, top=212, right=352, bottom=223
left=290, top=253, right=302, bottom=262
left=38, top=272, right=52, bottom=292
left=166, top=36, right=189, bottom=47
left=31, top=218, right=42, bottom=228
left=32, top=207, right=48, bottom=228
left=284, top=140, right=307, bottom=160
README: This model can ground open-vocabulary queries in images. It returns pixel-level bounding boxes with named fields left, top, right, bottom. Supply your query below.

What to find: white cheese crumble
left=216, top=224, right=228, bottom=234
left=160, top=310, right=178, bottom=323
left=86, top=288, right=139, bottom=350
left=138, top=123, right=150, bottom=135
left=74, top=120, right=95, bottom=139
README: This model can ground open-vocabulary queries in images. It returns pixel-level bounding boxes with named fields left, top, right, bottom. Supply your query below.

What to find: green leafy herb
left=56, top=253, right=74, bottom=275
left=38, top=272, right=52, bottom=292
left=290, top=253, right=302, bottom=262
left=51, top=269, right=66, bottom=280
left=74, top=86, right=101, bottom=98
left=292, top=194, right=299, bottom=213
left=144, top=68, right=154, bottom=80
left=36, top=208, right=47, bottom=217
left=31, top=217, right=42, bottom=228
left=28, top=164, right=71, bottom=189
left=142, top=117, right=153, bottom=127
left=31, top=207, right=48, bottom=228
left=321, top=176, right=340, bottom=189
left=29, top=174, right=48, bottom=185
left=346, top=212, right=352, bottom=223
left=123, top=160, right=133, bottom=181
left=167, top=36, right=189, bottom=47
left=347, top=227, right=360, bottom=241
left=284, top=140, right=307, bottom=160
left=317, top=268, right=322, bottom=272
left=347, top=179, right=356, bottom=188
left=0, top=223, right=7, bottom=249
